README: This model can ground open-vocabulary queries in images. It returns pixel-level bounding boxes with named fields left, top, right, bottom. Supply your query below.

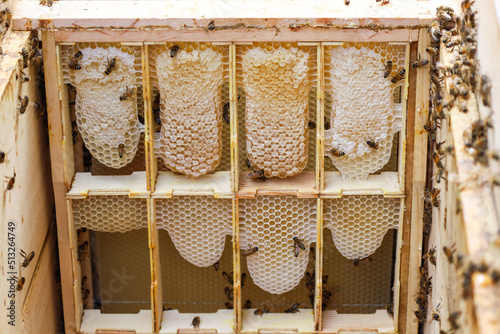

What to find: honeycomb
left=239, top=196, right=317, bottom=294
left=156, top=196, right=232, bottom=267
left=60, top=43, right=143, bottom=169
left=239, top=43, right=314, bottom=178
left=72, top=196, right=148, bottom=232
left=149, top=43, right=227, bottom=177
left=324, top=43, right=405, bottom=180
left=323, top=196, right=400, bottom=260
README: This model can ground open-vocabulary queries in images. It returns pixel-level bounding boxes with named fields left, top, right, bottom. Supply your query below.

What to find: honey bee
left=241, top=273, right=247, bottom=287
left=423, top=246, right=437, bottom=266
left=254, top=306, right=270, bottom=317
left=225, top=302, right=233, bottom=309
left=322, top=275, right=328, bottom=284
left=344, top=0, right=349, bottom=5
left=386, top=304, right=394, bottom=317
left=191, top=316, right=200, bottom=328
left=5, top=172, right=16, bottom=190
left=104, top=57, right=116, bottom=75
left=330, top=147, right=345, bottom=157
left=77, top=227, right=87, bottom=238
left=246, top=158, right=252, bottom=169
left=117, top=144, right=125, bottom=158
left=285, top=303, right=300, bottom=313
left=414, top=310, right=426, bottom=324
left=78, top=241, right=89, bottom=262
left=222, top=101, right=230, bottom=123
left=353, top=257, right=373, bottom=266
left=243, top=300, right=252, bottom=310
left=213, top=260, right=219, bottom=271
left=69, top=53, right=82, bottom=70
left=18, top=95, right=29, bottom=114
left=443, top=246, right=455, bottom=264
left=82, top=288, right=90, bottom=301
left=430, top=303, right=441, bottom=323
left=292, top=237, right=306, bottom=257
left=19, top=70, right=30, bottom=82
left=426, top=47, right=438, bottom=55
left=242, top=246, right=259, bottom=257
left=322, top=288, right=332, bottom=310
left=170, top=45, right=180, bottom=58
left=224, top=287, right=233, bottom=300
left=15, top=276, right=25, bottom=291
left=423, top=188, right=440, bottom=208
left=412, top=54, right=430, bottom=69
left=383, top=60, right=393, bottom=78
left=20, top=249, right=35, bottom=268
left=19, top=47, right=28, bottom=68
left=448, top=311, right=461, bottom=331
left=153, top=93, right=161, bottom=126
left=366, top=137, right=380, bottom=150
left=34, top=102, right=45, bottom=117
left=433, top=152, right=446, bottom=183
left=324, top=116, right=331, bottom=130
left=249, top=169, right=266, bottom=182
left=391, top=69, right=405, bottom=83
left=480, top=75, right=492, bottom=107
left=119, top=86, right=136, bottom=101
left=0, top=151, right=5, bottom=163
left=39, top=0, right=54, bottom=7
left=307, top=121, right=316, bottom=129
left=222, top=271, right=233, bottom=285
left=208, top=20, right=215, bottom=31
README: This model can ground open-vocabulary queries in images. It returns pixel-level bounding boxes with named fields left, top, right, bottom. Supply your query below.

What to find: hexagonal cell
left=324, top=43, right=406, bottom=180
left=239, top=196, right=317, bottom=294
left=236, top=43, right=316, bottom=179
left=60, top=43, right=143, bottom=171
left=73, top=196, right=147, bottom=232
left=156, top=196, right=232, bottom=267
left=323, top=195, right=400, bottom=260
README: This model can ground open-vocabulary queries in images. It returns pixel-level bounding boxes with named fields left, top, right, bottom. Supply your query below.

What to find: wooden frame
left=36, top=17, right=429, bottom=334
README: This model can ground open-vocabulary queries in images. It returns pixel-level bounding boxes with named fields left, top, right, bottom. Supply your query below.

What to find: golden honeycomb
left=149, top=43, right=228, bottom=177
left=239, top=196, right=316, bottom=294
left=72, top=196, right=148, bottom=232
left=324, top=42, right=406, bottom=180
left=156, top=196, right=232, bottom=267
left=238, top=43, right=314, bottom=178
left=323, top=195, right=400, bottom=260
left=61, top=43, right=143, bottom=169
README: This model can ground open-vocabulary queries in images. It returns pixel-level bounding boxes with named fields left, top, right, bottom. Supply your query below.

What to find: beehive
left=12, top=1, right=497, bottom=334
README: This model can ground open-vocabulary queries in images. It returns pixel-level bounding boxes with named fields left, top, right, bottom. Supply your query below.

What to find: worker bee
left=307, top=121, right=316, bottom=129
left=426, top=47, right=438, bottom=55
left=0, top=151, right=5, bottom=163
left=292, top=237, right=306, bottom=257
left=423, top=246, right=437, bottom=266
left=19, top=47, right=28, bottom=68
left=490, top=270, right=500, bottom=284
left=104, top=57, right=116, bottom=75
left=81, top=288, right=90, bottom=301
left=222, top=101, right=230, bottom=123
left=153, top=92, right=161, bottom=126
left=386, top=304, right=394, bottom=317
left=224, top=287, right=233, bottom=300
left=225, top=302, right=233, bottom=309
left=254, top=306, right=270, bottom=317
left=246, top=158, right=252, bottom=169
left=412, top=54, right=429, bottom=69
left=366, top=137, right=380, bottom=150
left=330, top=147, right=345, bottom=157
left=116, top=143, right=125, bottom=158
left=119, top=86, right=136, bottom=101
left=430, top=303, right=441, bottom=324
left=69, top=51, right=83, bottom=70
left=30, top=37, right=41, bottom=50
left=443, top=245, right=455, bottom=264
left=285, top=303, right=300, bottom=313
left=383, top=60, right=393, bottom=78
left=208, top=20, right=215, bottom=31
left=5, top=172, right=16, bottom=190
left=376, top=0, right=390, bottom=4
left=423, top=188, right=440, bottom=208
left=191, top=316, right=200, bottom=328
left=242, top=246, right=259, bottom=257
left=18, top=95, right=29, bottom=114
left=241, top=273, right=247, bottom=287
left=34, top=102, right=45, bottom=117
left=170, top=45, right=180, bottom=58
left=243, top=300, right=252, bottom=310
left=20, top=249, right=35, bottom=268
left=414, top=310, right=426, bottom=324
left=249, top=169, right=266, bottom=182
left=39, top=0, right=54, bottom=7
left=213, top=260, right=219, bottom=271
left=19, top=70, right=30, bottom=82
left=344, top=0, right=349, bottom=5
left=353, top=257, right=373, bottom=266
left=324, top=116, right=331, bottom=130
left=78, top=241, right=89, bottom=262
left=480, top=75, right=492, bottom=107
left=448, top=311, right=461, bottom=331
left=15, top=276, right=25, bottom=291
left=433, top=152, right=446, bottom=183
left=222, top=271, right=234, bottom=285
left=391, top=69, right=405, bottom=83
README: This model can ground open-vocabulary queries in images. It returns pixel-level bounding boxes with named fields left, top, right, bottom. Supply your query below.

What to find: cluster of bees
left=422, top=187, right=440, bottom=235
left=77, top=228, right=92, bottom=306
left=304, top=271, right=332, bottom=311
left=13, top=249, right=36, bottom=292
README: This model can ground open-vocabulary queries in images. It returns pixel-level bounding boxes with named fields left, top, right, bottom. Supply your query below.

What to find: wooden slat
left=397, top=39, right=420, bottom=334
left=230, top=43, right=239, bottom=193
left=143, top=44, right=156, bottom=193
left=233, top=198, right=242, bottom=332
left=42, top=30, right=78, bottom=334
left=314, top=198, right=323, bottom=331
left=149, top=198, right=162, bottom=333
left=12, top=0, right=460, bottom=32
left=316, top=44, right=324, bottom=193
left=237, top=171, right=318, bottom=199
left=321, top=310, right=394, bottom=333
